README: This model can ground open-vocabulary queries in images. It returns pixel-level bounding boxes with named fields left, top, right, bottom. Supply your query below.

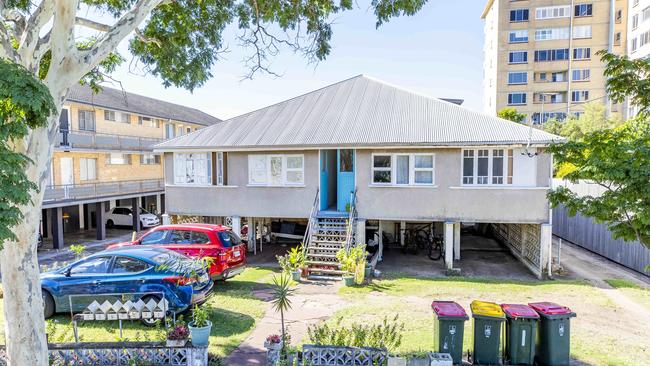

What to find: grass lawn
left=0, top=266, right=277, bottom=358
left=604, top=278, right=650, bottom=311
left=332, top=274, right=650, bottom=366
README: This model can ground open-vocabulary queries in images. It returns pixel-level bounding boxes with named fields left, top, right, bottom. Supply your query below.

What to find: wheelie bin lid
left=501, top=304, right=540, bottom=319
left=470, top=300, right=505, bottom=319
left=432, top=301, right=469, bottom=319
left=528, top=302, right=576, bottom=318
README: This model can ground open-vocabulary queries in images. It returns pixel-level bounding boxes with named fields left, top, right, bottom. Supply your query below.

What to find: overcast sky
left=102, top=1, right=486, bottom=120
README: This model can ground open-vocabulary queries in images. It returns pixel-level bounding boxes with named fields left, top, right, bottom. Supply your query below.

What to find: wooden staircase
left=305, top=216, right=350, bottom=278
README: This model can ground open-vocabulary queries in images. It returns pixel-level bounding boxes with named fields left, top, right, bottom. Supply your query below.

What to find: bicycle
left=427, top=235, right=444, bottom=261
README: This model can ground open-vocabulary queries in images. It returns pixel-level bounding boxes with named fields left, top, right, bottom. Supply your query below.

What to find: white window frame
left=79, top=158, right=97, bottom=181
left=140, top=154, right=161, bottom=165
left=535, top=5, right=570, bottom=19
left=216, top=152, right=224, bottom=186
left=104, top=110, right=116, bottom=121
left=106, top=153, right=131, bottom=165
left=247, top=154, right=304, bottom=187
left=461, top=149, right=513, bottom=186
left=572, top=25, right=592, bottom=39
left=174, top=152, right=212, bottom=185
left=535, top=27, right=570, bottom=41
left=370, top=153, right=435, bottom=186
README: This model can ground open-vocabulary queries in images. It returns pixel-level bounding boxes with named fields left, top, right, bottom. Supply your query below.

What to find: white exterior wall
left=627, top=0, right=650, bottom=117
left=483, top=0, right=500, bottom=115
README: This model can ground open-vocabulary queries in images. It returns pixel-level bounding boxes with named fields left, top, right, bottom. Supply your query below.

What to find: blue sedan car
left=40, top=247, right=213, bottom=323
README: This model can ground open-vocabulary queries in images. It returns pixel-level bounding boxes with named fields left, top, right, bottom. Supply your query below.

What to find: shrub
left=167, top=325, right=189, bottom=340
left=307, top=315, right=404, bottom=352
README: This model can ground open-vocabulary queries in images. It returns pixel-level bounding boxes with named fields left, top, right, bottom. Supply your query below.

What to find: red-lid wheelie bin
left=528, top=302, right=576, bottom=366
left=432, top=301, right=469, bottom=365
left=501, top=304, right=539, bottom=365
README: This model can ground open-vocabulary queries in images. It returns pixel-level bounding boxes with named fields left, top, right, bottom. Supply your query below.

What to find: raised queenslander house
left=155, top=75, right=563, bottom=279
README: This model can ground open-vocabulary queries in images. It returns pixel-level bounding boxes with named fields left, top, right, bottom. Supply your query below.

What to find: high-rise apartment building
left=482, top=0, right=628, bottom=123
left=627, top=0, right=650, bottom=116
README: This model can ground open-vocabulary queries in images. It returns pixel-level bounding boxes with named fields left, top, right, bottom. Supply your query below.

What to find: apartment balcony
left=55, top=130, right=163, bottom=152
left=43, top=179, right=164, bottom=207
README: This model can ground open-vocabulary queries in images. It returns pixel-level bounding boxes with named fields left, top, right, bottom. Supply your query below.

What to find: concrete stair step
left=307, top=268, right=347, bottom=276
left=307, top=274, right=343, bottom=281
left=306, top=253, right=337, bottom=259
left=306, top=260, right=341, bottom=267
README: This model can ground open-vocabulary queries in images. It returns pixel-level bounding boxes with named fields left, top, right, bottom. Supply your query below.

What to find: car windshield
left=151, top=251, right=189, bottom=265
left=151, top=251, right=203, bottom=276
left=217, top=231, right=241, bottom=248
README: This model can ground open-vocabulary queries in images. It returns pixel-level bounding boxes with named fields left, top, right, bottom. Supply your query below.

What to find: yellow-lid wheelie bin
left=432, top=301, right=469, bottom=365
left=501, top=304, right=539, bottom=365
left=470, top=300, right=506, bottom=365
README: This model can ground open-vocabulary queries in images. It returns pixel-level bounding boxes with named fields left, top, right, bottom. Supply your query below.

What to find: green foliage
left=548, top=119, right=650, bottom=247
left=543, top=103, right=623, bottom=140
left=271, top=273, right=295, bottom=359
left=336, top=245, right=367, bottom=274
left=69, top=244, right=86, bottom=259
left=0, top=59, right=56, bottom=244
left=307, top=315, right=404, bottom=352
left=497, top=107, right=526, bottom=124
left=549, top=52, right=650, bottom=249
left=190, top=304, right=210, bottom=328
left=277, top=244, right=305, bottom=272
left=598, top=50, right=650, bottom=117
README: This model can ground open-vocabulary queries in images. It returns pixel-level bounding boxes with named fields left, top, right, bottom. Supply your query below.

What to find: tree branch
left=44, top=0, right=79, bottom=84
left=17, top=0, right=54, bottom=70
left=134, top=28, right=161, bottom=48
left=78, top=0, right=163, bottom=77
left=75, top=16, right=111, bottom=32
left=0, top=19, right=17, bottom=61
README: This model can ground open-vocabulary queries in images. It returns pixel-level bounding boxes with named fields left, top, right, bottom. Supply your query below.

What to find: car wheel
left=43, top=290, right=55, bottom=319
left=106, top=220, right=114, bottom=229
left=140, top=295, right=162, bottom=327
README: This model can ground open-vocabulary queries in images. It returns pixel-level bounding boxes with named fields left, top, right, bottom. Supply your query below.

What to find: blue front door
left=336, top=149, right=355, bottom=212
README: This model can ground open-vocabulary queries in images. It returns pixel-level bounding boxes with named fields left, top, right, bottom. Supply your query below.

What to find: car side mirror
left=65, top=267, right=72, bottom=277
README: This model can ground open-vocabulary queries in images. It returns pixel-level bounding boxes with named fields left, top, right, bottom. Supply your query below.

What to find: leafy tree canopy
left=0, top=59, right=56, bottom=243
left=497, top=107, right=526, bottom=124
left=544, top=102, right=623, bottom=141
left=549, top=52, right=650, bottom=249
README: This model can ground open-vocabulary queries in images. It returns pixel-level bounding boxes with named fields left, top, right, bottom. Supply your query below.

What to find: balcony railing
left=56, top=130, right=163, bottom=152
left=43, top=179, right=164, bottom=204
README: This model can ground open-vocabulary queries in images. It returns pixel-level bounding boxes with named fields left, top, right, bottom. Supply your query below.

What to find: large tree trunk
left=1, top=110, right=62, bottom=365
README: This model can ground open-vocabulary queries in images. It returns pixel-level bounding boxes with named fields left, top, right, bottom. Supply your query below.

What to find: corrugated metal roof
left=155, top=75, right=563, bottom=151
left=66, top=85, right=221, bottom=126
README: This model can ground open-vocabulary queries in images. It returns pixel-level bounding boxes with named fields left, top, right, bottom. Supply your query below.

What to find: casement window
left=633, top=14, right=639, bottom=30
left=572, top=25, right=592, bottom=39
left=508, top=72, right=527, bottom=85
left=572, top=69, right=590, bottom=81
left=535, top=27, right=569, bottom=41
left=462, top=149, right=513, bottom=186
left=508, top=93, right=527, bottom=105
left=533, top=112, right=567, bottom=124
left=508, top=51, right=528, bottom=64
left=536, top=5, right=570, bottom=19
left=643, top=6, right=650, bottom=21
left=536, top=93, right=564, bottom=104
left=510, top=9, right=529, bottom=22
left=216, top=152, right=224, bottom=186
left=632, top=38, right=638, bottom=53
left=106, top=153, right=131, bottom=165
left=120, top=113, right=131, bottom=123
left=186, top=127, right=192, bottom=134
left=177, top=126, right=184, bottom=136
left=138, top=116, right=159, bottom=127
left=508, top=30, right=528, bottom=43
left=174, top=153, right=211, bottom=185
left=640, top=31, right=650, bottom=47
left=140, top=154, right=161, bottom=165
left=572, top=90, right=589, bottom=102
left=371, top=153, right=435, bottom=185
left=78, top=110, right=96, bottom=131
left=104, top=110, right=116, bottom=121
left=248, top=154, right=304, bottom=186
left=79, top=158, right=97, bottom=181
left=574, top=4, right=592, bottom=17
left=165, top=124, right=175, bottom=139
left=534, top=49, right=569, bottom=62
left=573, top=47, right=591, bottom=60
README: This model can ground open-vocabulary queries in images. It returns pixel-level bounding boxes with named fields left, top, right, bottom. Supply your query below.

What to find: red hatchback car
left=108, top=224, right=247, bottom=280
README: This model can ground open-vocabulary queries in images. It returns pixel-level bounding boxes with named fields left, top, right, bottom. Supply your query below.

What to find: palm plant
left=271, top=273, right=295, bottom=360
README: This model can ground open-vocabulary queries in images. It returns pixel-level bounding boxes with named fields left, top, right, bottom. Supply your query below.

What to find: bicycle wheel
left=428, top=239, right=443, bottom=260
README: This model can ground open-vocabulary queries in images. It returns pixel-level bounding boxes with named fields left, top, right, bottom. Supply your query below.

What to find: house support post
left=109, top=200, right=116, bottom=209
left=444, top=222, right=454, bottom=270
left=400, top=221, right=406, bottom=246
left=453, top=222, right=461, bottom=260
left=540, top=223, right=553, bottom=279
left=83, top=204, right=91, bottom=229
left=131, top=198, right=141, bottom=232
left=356, top=219, right=366, bottom=247
left=51, top=207, right=64, bottom=250
left=378, top=221, right=384, bottom=261
left=156, top=194, right=162, bottom=214
left=95, top=202, right=106, bottom=240
left=78, top=204, right=85, bottom=230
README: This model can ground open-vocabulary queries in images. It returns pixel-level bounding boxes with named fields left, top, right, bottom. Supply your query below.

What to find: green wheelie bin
left=528, top=302, right=576, bottom=366
left=501, top=304, right=539, bottom=365
left=470, top=300, right=506, bottom=365
left=432, top=301, right=469, bottom=365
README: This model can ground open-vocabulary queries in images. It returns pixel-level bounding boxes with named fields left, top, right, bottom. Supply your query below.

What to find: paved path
left=225, top=280, right=348, bottom=366
left=553, top=237, right=650, bottom=319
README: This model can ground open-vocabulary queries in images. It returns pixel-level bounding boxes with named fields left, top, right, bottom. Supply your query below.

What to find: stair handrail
left=303, top=188, right=320, bottom=255
left=344, top=188, right=358, bottom=252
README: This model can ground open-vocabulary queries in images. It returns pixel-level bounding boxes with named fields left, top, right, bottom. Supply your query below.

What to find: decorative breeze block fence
left=75, top=298, right=169, bottom=321
left=301, top=345, right=389, bottom=366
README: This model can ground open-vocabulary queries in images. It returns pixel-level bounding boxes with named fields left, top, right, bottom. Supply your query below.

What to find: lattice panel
left=521, top=224, right=541, bottom=267
left=301, top=345, right=388, bottom=366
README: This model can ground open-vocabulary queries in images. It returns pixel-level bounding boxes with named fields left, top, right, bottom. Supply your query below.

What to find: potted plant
left=166, top=324, right=189, bottom=347
left=264, top=334, right=282, bottom=350
left=336, top=245, right=367, bottom=286
left=188, top=305, right=212, bottom=346
left=287, top=244, right=305, bottom=282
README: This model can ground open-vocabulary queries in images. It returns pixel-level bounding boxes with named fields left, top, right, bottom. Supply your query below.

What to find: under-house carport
left=370, top=220, right=551, bottom=280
